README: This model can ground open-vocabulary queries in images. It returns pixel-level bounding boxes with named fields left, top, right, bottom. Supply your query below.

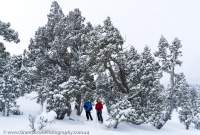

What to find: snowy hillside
left=0, top=92, right=198, bottom=135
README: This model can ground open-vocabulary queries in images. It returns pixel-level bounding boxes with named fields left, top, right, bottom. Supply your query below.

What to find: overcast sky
left=0, top=0, right=200, bottom=84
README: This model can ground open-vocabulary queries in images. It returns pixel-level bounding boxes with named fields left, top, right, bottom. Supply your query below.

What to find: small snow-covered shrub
left=105, top=118, right=117, bottom=128
left=35, top=110, right=57, bottom=130
left=107, top=96, right=135, bottom=128
left=28, top=114, right=36, bottom=132
left=28, top=111, right=57, bottom=131
left=36, top=116, right=48, bottom=130
left=46, top=110, right=57, bottom=122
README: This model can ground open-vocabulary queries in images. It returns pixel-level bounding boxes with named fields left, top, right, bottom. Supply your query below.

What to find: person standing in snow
left=83, top=100, right=93, bottom=121
left=95, top=99, right=103, bottom=123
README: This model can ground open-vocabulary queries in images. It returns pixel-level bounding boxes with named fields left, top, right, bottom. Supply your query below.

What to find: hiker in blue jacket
left=83, top=100, right=93, bottom=120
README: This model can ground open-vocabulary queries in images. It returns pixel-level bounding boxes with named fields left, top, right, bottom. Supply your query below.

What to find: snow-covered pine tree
left=127, top=46, right=164, bottom=125
left=177, top=73, right=193, bottom=129
left=28, top=0, right=64, bottom=65
left=151, top=72, right=196, bottom=130
left=85, top=17, right=127, bottom=94
left=154, top=36, right=183, bottom=128
left=193, top=91, right=200, bottom=129
left=107, top=46, right=165, bottom=128
left=108, top=95, right=133, bottom=128
left=0, top=20, right=20, bottom=114
left=169, top=38, right=182, bottom=88
left=28, top=1, right=96, bottom=118
left=28, top=26, right=57, bottom=105
left=0, top=55, right=23, bottom=116
left=62, top=9, right=96, bottom=115
left=27, top=1, right=70, bottom=119
left=0, top=43, right=10, bottom=113
left=112, top=46, right=145, bottom=126
left=46, top=0, right=64, bottom=42
left=52, top=8, right=95, bottom=116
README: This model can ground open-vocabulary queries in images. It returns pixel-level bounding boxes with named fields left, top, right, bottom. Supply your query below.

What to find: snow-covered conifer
left=154, top=36, right=183, bottom=127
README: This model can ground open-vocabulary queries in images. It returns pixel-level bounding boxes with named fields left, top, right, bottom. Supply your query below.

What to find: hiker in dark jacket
left=95, top=99, right=103, bottom=123
left=83, top=100, right=93, bottom=120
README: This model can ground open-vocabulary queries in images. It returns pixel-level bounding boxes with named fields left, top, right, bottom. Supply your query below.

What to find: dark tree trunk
left=105, top=62, right=129, bottom=94
left=56, top=109, right=67, bottom=120
left=113, top=120, right=119, bottom=128
left=66, top=103, right=72, bottom=117
left=75, top=95, right=82, bottom=116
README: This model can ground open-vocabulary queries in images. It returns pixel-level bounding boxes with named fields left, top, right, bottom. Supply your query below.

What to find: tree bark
left=105, top=61, right=128, bottom=94
left=75, top=94, right=82, bottom=116
left=113, top=119, right=119, bottom=128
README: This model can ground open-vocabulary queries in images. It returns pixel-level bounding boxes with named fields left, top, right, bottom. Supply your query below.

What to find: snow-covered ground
left=0, top=92, right=199, bottom=135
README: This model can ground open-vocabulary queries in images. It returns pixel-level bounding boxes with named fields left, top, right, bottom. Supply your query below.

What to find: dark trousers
left=86, top=111, right=93, bottom=120
left=97, top=111, right=103, bottom=122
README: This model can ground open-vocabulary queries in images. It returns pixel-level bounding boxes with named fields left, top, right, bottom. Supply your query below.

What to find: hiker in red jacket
left=95, top=99, right=103, bottom=123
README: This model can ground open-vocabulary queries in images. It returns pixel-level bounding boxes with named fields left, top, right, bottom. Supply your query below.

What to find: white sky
left=0, top=0, right=200, bottom=84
